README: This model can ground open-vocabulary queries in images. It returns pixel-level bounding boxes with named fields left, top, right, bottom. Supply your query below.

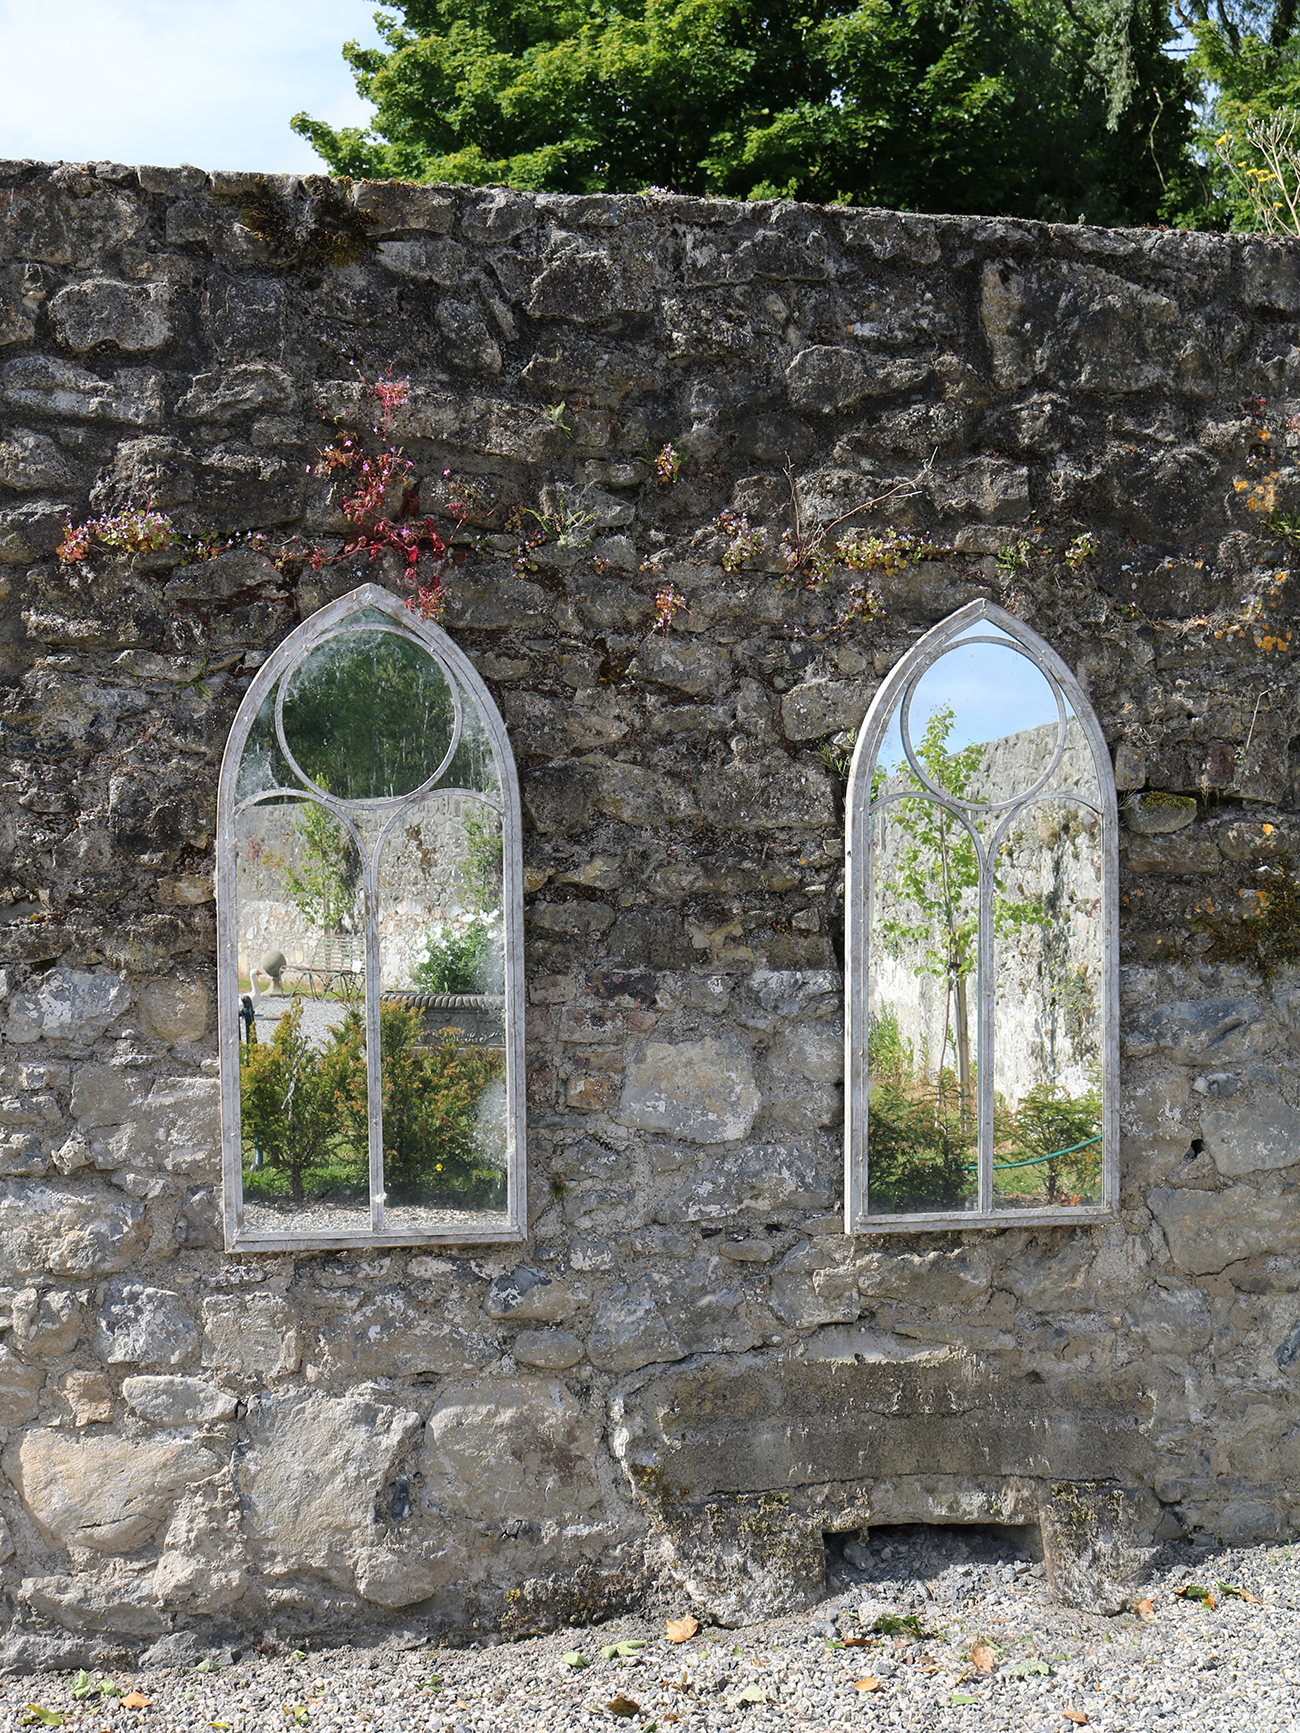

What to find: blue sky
left=877, top=635, right=1063, bottom=776
left=0, top=1, right=383, bottom=174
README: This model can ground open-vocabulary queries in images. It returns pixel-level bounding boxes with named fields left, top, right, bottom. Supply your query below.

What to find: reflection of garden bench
left=294, top=934, right=365, bottom=1001
left=382, top=991, right=505, bottom=1047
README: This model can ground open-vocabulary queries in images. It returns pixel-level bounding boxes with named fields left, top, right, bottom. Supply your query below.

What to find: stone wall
left=1, top=158, right=1300, bottom=1661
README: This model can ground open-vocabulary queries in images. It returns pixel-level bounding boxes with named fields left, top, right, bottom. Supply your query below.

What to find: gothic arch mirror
left=217, top=584, right=525, bottom=1251
left=845, top=600, right=1118, bottom=1231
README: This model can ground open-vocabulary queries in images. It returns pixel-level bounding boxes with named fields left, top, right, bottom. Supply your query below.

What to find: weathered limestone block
left=694, top=752, right=835, bottom=831
left=11, top=1286, right=84, bottom=1357
left=786, top=345, right=930, bottom=413
left=420, top=1377, right=602, bottom=1520
left=203, top=275, right=285, bottom=359
left=1038, top=1482, right=1160, bottom=1615
left=71, top=1068, right=218, bottom=1175
left=376, top=237, right=467, bottom=283
left=0, top=428, right=75, bottom=491
left=856, top=1246, right=992, bottom=1308
left=654, top=1141, right=833, bottom=1222
left=618, top=1034, right=760, bottom=1143
left=513, top=1328, right=584, bottom=1369
left=349, top=180, right=456, bottom=235
left=176, top=363, right=295, bottom=420
left=0, top=263, right=43, bottom=346
left=121, top=1375, right=236, bottom=1426
left=202, top=1294, right=301, bottom=1378
left=1201, top=1096, right=1300, bottom=1177
left=6, top=967, right=129, bottom=1044
left=0, top=1345, right=44, bottom=1426
left=151, top=1467, right=249, bottom=1613
left=138, top=978, right=210, bottom=1045
left=644, top=1495, right=827, bottom=1627
left=21, top=1575, right=168, bottom=1637
left=1, top=356, right=163, bottom=424
left=1124, top=832, right=1222, bottom=873
left=49, top=278, right=172, bottom=353
left=528, top=244, right=629, bottom=323
left=4, top=1431, right=219, bottom=1551
left=1123, top=998, right=1258, bottom=1066
left=235, top=1390, right=421, bottom=1585
left=1149, top=1183, right=1300, bottom=1275
left=317, top=1293, right=492, bottom=1377
left=780, top=678, right=874, bottom=741
left=1125, top=792, right=1197, bottom=834
left=0, top=187, right=146, bottom=266
left=627, top=635, right=728, bottom=695
left=486, top=1266, right=582, bottom=1323
left=770, top=1240, right=860, bottom=1327
left=0, top=1184, right=146, bottom=1278
left=587, top=1280, right=687, bottom=1372
left=58, top=1371, right=114, bottom=1426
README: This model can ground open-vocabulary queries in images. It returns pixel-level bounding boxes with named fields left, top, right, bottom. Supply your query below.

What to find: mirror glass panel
left=280, top=626, right=457, bottom=801
left=867, top=791, right=979, bottom=1215
left=377, top=781, right=508, bottom=1231
left=234, top=797, right=370, bottom=1235
left=863, top=621, right=1108, bottom=1219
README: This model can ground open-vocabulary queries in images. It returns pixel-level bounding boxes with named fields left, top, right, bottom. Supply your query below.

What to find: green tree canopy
left=293, top=0, right=1192, bottom=223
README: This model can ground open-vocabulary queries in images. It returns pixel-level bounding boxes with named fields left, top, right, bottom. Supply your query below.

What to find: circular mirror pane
left=905, top=640, right=1061, bottom=806
left=281, top=628, right=456, bottom=802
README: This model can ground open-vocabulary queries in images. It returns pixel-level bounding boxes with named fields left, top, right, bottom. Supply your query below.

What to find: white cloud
left=0, top=0, right=384, bottom=173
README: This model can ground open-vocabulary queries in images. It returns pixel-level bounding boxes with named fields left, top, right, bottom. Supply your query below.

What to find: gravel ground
left=3, top=1528, right=1298, bottom=1732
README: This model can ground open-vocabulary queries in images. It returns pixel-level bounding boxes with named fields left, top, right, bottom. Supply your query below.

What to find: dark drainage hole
left=824, top=1521, right=1043, bottom=1601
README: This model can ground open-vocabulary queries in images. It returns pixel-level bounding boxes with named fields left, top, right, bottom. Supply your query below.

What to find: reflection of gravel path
left=250, top=993, right=355, bottom=1050
left=6, top=1535, right=1300, bottom=1722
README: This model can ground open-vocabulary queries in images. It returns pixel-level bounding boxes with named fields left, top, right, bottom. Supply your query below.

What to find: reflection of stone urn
left=381, top=991, right=505, bottom=1048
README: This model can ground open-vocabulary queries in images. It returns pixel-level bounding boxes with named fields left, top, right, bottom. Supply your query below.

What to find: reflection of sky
left=874, top=632, right=1065, bottom=774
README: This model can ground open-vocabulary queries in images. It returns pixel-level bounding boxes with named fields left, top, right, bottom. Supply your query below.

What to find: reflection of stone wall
left=872, top=719, right=1102, bottom=1105
left=236, top=795, right=495, bottom=986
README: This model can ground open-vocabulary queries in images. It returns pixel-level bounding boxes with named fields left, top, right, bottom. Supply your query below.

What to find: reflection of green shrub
left=413, top=914, right=502, bottom=994
left=334, top=1003, right=506, bottom=1207
left=1001, top=1083, right=1101, bottom=1202
left=239, top=999, right=362, bottom=1201
left=241, top=1000, right=506, bottom=1209
left=867, top=1008, right=974, bottom=1211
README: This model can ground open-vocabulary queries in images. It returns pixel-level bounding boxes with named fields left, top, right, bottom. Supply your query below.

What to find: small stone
left=6, top=967, right=129, bottom=1044
left=0, top=428, right=75, bottom=491
left=58, top=1370, right=114, bottom=1426
left=420, top=1377, right=601, bottom=1518
left=121, top=1374, right=238, bottom=1426
left=202, top=1294, right=301, bottom=1377
left=512, top=1328, right=584, bottom=1369
left=138, top=977, right=210, bottom=1044
left=780, top=678, right=874, bottom=742
left=618, top=1034, right=760, bottom=1144
left=95, top=1278, right=199, bottom=1367
left=176, top=362, right=295, bottom=420
left=0, top=1344, right=43, bottom=1426
left=485, top=1266, right=581, bottom=1323
left=717, top=1239, right=774, bottom=1263
left=49, top=277, right=172, bottom=353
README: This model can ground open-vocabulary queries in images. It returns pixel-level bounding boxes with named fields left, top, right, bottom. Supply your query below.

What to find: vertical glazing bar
left=977, top=846, right=996, bottom=1215
left=364, top=847, right=384, bottom=1233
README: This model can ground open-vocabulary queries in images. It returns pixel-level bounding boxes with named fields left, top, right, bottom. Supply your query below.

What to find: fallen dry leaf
left=120, top=1696, right=152, bottom=1712
left=970, top=1642, right=996, bottom=1674
left=842, top=1636, right=872, bottom=1648
left=665, top=1615, right=699, bottom=1644
left=853, top=1677, right=881, bottom=1693
left=606, top=1695, right=640, bottom=1719
left=1063, top=1712, right=1088, bottom=1726
left=1135, top=1598, right=1156, bottom=1621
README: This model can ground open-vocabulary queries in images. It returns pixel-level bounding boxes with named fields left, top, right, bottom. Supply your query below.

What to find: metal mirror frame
left=217, top=582, right=527, bottom=1252
left=844, top=599, right=1119, bottom=1234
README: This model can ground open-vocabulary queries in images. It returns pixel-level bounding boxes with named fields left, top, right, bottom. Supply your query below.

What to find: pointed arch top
left=844, top=599, right=1119, bottom=1233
